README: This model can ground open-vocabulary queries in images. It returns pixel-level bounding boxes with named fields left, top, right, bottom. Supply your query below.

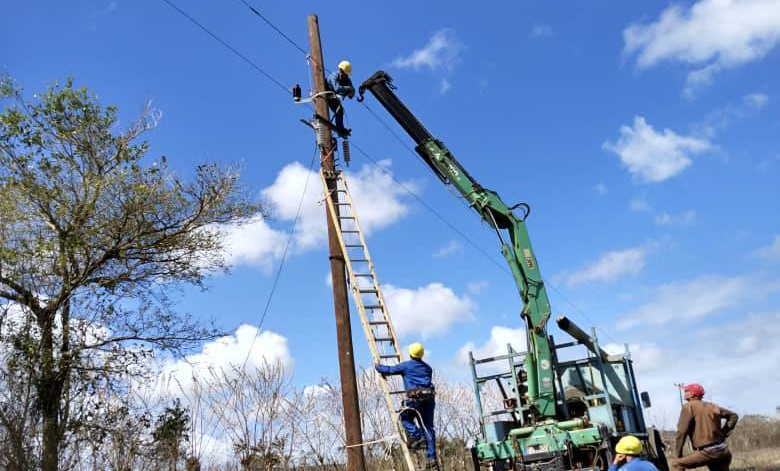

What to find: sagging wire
left=159, top=0, right=290, bottom=93
left=239, top=144, right=320, bottom=371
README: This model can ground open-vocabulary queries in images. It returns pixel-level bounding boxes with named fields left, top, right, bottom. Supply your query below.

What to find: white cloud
left=623, top=0, right=780, bottom=95
left=260, top=161, right=323, bottom=250
left=565, top=247, right=647, bottom=286
left=530, top=24, right=553, bottom=38
left=341, top=161, right=417, bottom=235
left=617, top=275, right=752, bottom=330
left=654, top=209, right=696, bottom=226
left=628, top=198, right=696, bottom=227
left=629, top=197, right=652, bottom=212
left=635, top=312, right=780, bottom=425
left=156, top=325, right=293, bottom=396
left=603, top=116, right=713, bottom=182
left=439, top=78, right=452, bottom=95
left=220, top=161, right=415, bottom=268
left=754, top=234, right=780, bottom=261
left=604, top=342, right=664, bottom=374
left=220, top=215, right=287, bottom=270
left=433, top=240, right=462, bottom=258
left=392, top=28, right=463, bottom=72
left=594, top=183, right=608, bottom=195
left=696, top=93, right=771, bottom=137
left=466, top=280, right=489, bottom=294
left=382, top=282, right=474, bottom=338
left=744, top=92, right=769, bottom=109
left=455, top=326, right=526, bottom=366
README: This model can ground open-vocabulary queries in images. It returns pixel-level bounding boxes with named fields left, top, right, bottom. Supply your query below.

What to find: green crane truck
left=358, top=71, right=668, bottom=471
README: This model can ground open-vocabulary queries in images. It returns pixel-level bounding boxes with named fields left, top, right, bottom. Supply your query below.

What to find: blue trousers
left=401, top=398, right=436, bottom=459
left=327, top=98, right=346, bottom=135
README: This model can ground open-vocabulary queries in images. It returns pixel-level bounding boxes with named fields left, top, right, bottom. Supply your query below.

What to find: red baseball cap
left=682, top=383, right=705, bottom=397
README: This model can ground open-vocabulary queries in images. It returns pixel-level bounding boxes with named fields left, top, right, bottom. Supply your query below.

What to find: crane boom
left=359, top=71, right=556, bottom=418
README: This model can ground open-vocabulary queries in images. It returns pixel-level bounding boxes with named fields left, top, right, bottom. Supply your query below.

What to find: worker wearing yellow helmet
left=609, top=435, right=659, bottom=471
left=375, top=342, right=438, bottom=469
left=325, top=60, right=355, bottom=138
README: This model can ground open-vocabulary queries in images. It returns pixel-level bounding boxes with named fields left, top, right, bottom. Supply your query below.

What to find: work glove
left=343, top=86, right=355, bottom=99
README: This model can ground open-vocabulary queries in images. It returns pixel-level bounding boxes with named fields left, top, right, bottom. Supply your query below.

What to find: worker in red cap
left=672, top=383, right=739, bottom=471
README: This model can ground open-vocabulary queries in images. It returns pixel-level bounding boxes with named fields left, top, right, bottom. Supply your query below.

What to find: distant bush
left=729, top=415, right=780, bottom=452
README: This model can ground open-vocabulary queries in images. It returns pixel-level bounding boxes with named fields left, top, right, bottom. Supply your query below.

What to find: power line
left=159, top=0, right=290, bottom=93
left=235, top=0, right=308, bottom=55
left=163, top=0, right=618, bottom=345
left=350, top=141, right=509, bottom=274
left=232, top=0, right=334, bottom=79
left=350, top=140, right=618, bottom=342
left=241, top=144, right=320, bottom=370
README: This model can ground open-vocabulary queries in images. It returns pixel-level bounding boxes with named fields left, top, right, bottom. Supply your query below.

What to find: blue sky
left=4, top=0, right=780, bottom=421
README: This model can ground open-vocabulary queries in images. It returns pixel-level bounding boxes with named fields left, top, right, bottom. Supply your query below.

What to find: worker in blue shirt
left=609, top=435, right=660, bottom=471
left=325, top=60, right=354, bottom=138
left=375, top=342, right=438, bottom=470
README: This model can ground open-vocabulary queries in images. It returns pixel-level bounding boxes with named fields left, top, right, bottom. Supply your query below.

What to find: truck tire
left=647, top=426, right=669, bottom=471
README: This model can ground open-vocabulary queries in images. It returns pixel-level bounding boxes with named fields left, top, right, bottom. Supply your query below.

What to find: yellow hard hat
left=408, top=342, right=424, bottom=359
left=615, top=435, right=643, bottom=455
left=338, top=60, right=352, bottom=75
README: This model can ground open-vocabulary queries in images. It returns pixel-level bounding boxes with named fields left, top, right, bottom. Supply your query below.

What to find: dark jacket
left=326, top=70, right=354, bottom=98
left=375, top=359, right=433, bottom=391
left=675, top=399, right=738, bottom=457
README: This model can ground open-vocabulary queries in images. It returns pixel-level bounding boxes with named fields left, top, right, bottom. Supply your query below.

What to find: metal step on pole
left=320, top=169, right=417, bottom=471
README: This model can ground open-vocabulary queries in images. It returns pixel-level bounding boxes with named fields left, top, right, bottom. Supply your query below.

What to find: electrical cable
left=158, top=0, right=326, bottom=369
left=159, top=0, right=290, bottom=93
left=359, top=102, right=473, bottom=206
left=239, top=144, right=319, bottom=370
left=234, top=0, right=335, bottom=78
left=350, top=141, right=509, bottom=274
left=350, top=140, right=620, bottom=344
left=235, top=0, right=308, bottom=55
left=165, top=0, right=620, bottom=349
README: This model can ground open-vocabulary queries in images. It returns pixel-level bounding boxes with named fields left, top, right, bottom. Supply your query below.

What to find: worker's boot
left=410, top=438, right=426, bottom=450
left=425, top=458, right=439, bottom=470
left=404, top=432, right=424, bottom=450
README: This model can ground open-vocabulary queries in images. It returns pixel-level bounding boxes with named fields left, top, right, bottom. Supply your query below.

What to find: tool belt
left=405, top=387, right=435, bottom=401
left=696, top=442, right=727, bottom=452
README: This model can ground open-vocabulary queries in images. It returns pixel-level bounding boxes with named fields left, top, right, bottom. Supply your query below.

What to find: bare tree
left=0, top=77, right=262, bottom=471
left=0, top=305, right=41, bottom=470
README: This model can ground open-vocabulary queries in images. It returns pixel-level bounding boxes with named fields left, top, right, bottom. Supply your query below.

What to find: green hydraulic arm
left=358, top=71, right=556, bottom=419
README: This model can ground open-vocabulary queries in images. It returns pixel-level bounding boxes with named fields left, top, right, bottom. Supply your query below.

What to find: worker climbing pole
left=305, top=14, right=366, bottom=471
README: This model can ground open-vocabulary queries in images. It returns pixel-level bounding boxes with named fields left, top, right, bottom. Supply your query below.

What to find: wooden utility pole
left=307, top=14, right=367, bottom=471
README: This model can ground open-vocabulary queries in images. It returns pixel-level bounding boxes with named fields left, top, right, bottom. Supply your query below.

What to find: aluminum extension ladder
left=320, top=169, right=417, bottom=471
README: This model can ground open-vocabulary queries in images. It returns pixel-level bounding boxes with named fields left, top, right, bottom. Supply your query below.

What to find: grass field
left=732, top=448, right=780, bottom=471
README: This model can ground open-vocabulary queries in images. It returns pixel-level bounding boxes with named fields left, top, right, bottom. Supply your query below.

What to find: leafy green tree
left=0, top=77, right=262, bottom=471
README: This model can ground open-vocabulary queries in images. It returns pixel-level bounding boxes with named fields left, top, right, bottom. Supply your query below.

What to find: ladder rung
left=336, top=202, right=351, bottom=205
left=390, top=390, right=406, bottom=395
left=364, top=305, right=382, bottom=309
left=345, top=244, right=364, bottom=248
left=369, top=320, right=387, bottom=325
left=342, top=230, right=359, bottom=233
left=355, top=273, right=373, bottom=277
left=374, top=337, right=394, bottom=342
left=351, top=259, right=369, bottom=262
left=380, top=354, right=400, bottom=359
left=340, top=216, right=356, bottom=220
left=360, top=289, right=378, bottom=293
